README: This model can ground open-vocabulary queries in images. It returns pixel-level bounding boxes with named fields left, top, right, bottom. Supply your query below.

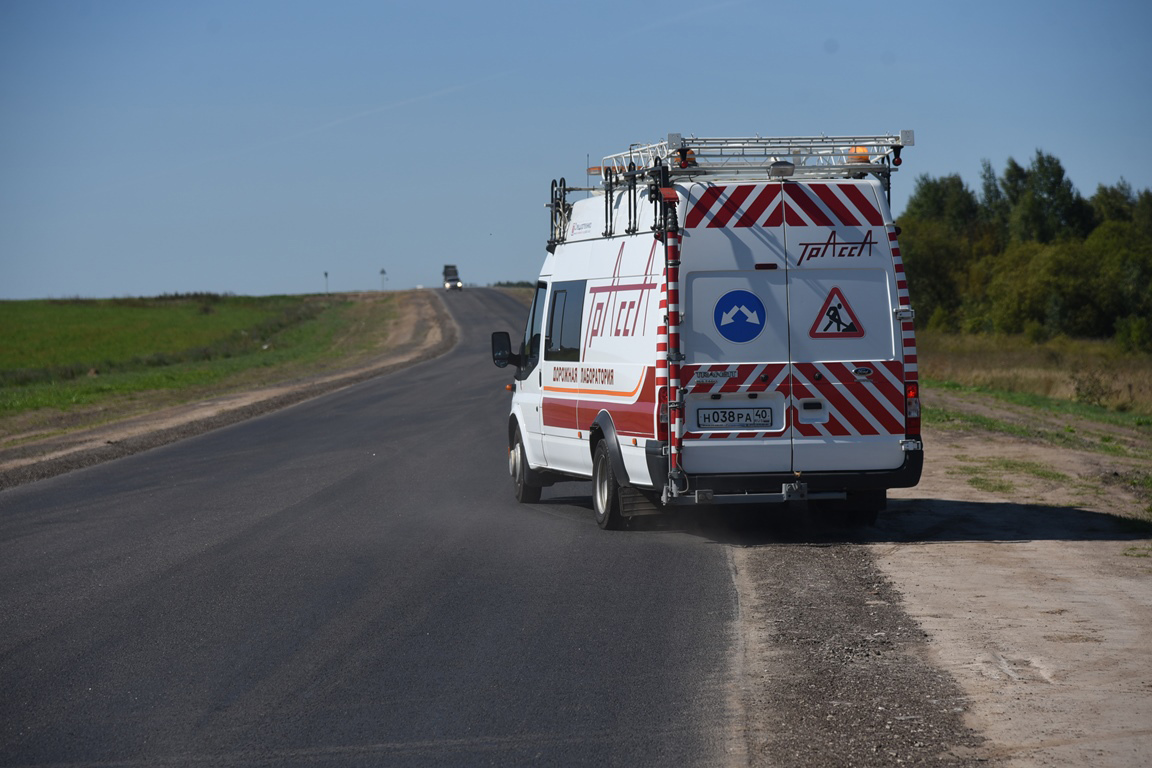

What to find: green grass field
left=1, top=295, right=300, bottom=373
left=0, top=293, right=395, bottom=417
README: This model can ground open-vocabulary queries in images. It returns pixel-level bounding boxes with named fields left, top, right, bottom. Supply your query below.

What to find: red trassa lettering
left=588, top=301, right=607, bottom=345
left=614, top=300, right=637, bottom=336
left=797, top=229, right=877, bottom=265
left=583, top=274, right=659, bottom=351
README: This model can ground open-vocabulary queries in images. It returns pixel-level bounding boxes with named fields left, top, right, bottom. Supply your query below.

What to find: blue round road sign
left=714, top=290, right=766, bottom=344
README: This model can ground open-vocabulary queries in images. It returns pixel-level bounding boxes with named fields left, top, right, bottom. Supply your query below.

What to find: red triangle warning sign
left=810, top=287, right=865, bottom=338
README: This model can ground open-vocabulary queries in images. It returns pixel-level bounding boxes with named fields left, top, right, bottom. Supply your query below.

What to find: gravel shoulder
left=728, top=391, right=1151, bottom=766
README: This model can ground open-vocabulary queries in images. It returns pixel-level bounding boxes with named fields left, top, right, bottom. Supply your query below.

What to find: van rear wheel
left=592, top=441, right=626, bottom=530
left=811, top=490, right=884, bottom=527
left=510, top=429, right=541, bottom=504
left=846, top=489, right=885, bottom=526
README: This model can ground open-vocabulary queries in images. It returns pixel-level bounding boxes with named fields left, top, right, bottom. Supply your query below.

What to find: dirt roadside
left=872, top=395, right=1152, bottom=768
left=2, top=294, right=1149, bottom=766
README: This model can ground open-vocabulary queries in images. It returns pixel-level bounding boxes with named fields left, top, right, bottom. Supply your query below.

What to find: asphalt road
left=0, top=289, right=741, bottom=767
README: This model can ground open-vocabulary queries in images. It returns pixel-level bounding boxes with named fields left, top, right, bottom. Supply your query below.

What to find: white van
left=492, top=133, right=922, bottom=529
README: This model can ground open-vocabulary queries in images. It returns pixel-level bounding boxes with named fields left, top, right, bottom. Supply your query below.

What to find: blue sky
left=2, top=0, right=1150, bottom=299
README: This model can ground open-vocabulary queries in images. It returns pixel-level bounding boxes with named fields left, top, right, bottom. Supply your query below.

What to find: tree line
left=897, top=151, right=1152, bottom=351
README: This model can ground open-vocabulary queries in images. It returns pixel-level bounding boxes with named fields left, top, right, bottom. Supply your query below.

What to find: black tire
left=811, top=489, right=884, bottom=527
left=510, top=429, right=541, bottom=504
left=846, top=489, right=885, bottom=526
left=592, top=441, right=626, bottom=530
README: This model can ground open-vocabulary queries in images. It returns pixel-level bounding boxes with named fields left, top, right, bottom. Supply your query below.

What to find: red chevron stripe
left=765, top=204, right=784, bottom=227
left=708, top=185, right=754, bottom=228
left=810, top=184, right=861, bottom=226
left=685, top=186, right=724, bottom=228
left=785, top=185, right=834, bottom=226
left=736, top=185, right=781, bottom=227
left=840, top=184, right=884, bottom=225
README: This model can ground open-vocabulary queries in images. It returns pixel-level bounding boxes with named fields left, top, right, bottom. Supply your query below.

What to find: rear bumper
left=641, top=439, right=922, bottom=504
left=689, top=449, right=923, bottom=495
left=642, top=438, right=922, bottom=504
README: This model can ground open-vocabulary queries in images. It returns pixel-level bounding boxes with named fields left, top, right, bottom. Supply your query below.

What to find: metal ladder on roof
left=552, top=131, right=915, bottom=250
left=598, top=131, right=915, bottom=183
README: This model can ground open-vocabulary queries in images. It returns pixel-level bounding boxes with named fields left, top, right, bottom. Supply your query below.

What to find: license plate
left=697, top=407, right=773, bottom=429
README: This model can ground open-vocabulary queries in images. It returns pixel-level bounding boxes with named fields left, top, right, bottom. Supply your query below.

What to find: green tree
left=1091, top=179, right=1135, bottom=224
left=978, top=158, right=1009, bottom=253
left=1005, top=151, right=1094, bottom=243
left=898, top=217, right=970, bottom=329
left=1134, top=189, right=1152, bottom=239
left=897, top=152, right=1152, bottom=345
left=982, top=241, right=1047, bottom=334
left=898, top=174, right=981, bottom=329
left=1083, top=220, right=1152, bottom=347
left=902, top=173, right=979, bottom=234
left=1000, top=157, right=1030, bottom=207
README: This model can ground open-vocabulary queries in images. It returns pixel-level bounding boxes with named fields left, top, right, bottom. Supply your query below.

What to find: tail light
left=905, top=381, right=921, bottom=436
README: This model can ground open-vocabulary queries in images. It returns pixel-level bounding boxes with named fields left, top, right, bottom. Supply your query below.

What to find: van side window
left=519, top=282, right=549, bottom=378
left=544, top=280, right=587, bottom=362
left=546, top=290, right=567, bottom=359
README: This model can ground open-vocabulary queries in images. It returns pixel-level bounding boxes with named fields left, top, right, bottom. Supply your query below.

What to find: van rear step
left=665, top=482, right=847, bottom=506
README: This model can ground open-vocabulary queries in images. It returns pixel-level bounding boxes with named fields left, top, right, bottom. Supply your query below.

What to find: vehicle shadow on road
left=661, top=498, right=1152, bottom=547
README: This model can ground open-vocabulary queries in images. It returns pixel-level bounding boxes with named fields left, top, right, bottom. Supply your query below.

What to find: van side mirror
left=491, top=331, right=520, bottom=369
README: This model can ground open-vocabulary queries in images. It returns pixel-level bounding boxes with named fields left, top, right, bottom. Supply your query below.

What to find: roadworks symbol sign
left=810, top=287, right=865, bottom=338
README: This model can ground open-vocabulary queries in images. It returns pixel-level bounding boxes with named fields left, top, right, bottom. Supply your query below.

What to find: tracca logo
left=585, top=242, right=659, bottom=350
left=797, top=230, right=877, bottom=265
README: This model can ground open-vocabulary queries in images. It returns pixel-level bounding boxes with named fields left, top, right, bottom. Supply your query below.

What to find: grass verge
left=924, top=401, right=1147, bottom=458
left=918, top=330, right=1152, bottom=416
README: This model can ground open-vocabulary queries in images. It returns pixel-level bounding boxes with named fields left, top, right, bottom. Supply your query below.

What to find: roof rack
left=597, top=131, right=914, bottom=183
left=552, top=131, right=915, bottom=250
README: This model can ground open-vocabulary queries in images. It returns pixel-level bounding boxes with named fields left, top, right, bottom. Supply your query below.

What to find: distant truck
left=443, top=265, right=463, bottom=291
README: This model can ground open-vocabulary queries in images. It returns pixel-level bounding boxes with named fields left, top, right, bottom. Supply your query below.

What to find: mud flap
left=620, top=486, right=664, bottom=517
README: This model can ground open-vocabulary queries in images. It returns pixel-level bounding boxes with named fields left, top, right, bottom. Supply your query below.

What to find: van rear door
left=677, top=179, right=906, bottom=477
left=678, top=182, right=792, bottom=475
left=785, top=180, right=906, bottom=472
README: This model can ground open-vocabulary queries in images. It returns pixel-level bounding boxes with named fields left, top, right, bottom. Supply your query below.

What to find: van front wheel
left=510, top=430, right=542, bottom=504
left=592, top=441, right=626, bottom=530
